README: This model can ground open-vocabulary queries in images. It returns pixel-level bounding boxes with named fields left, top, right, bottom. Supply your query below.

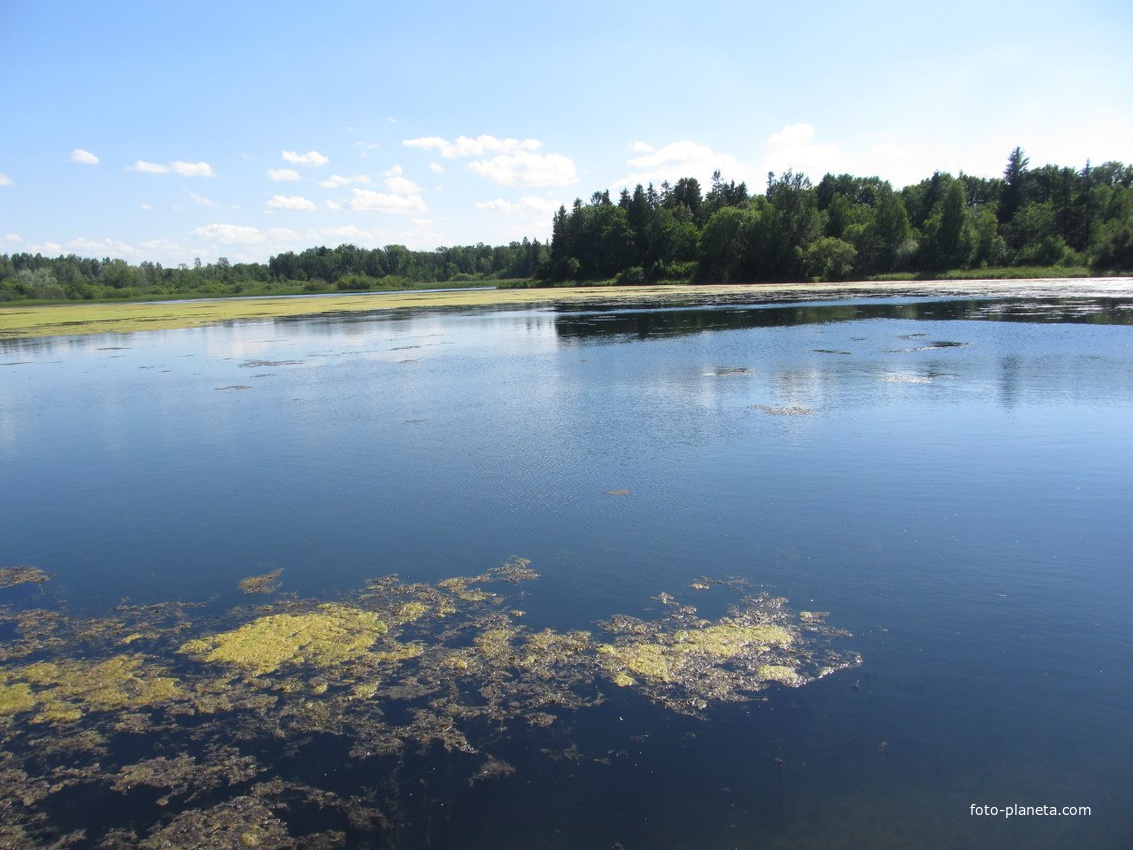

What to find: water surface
left=1, top=283, right=1131, bottom=848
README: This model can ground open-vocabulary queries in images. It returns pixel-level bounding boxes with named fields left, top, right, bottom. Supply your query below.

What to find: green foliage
left=0, top=238, right=552, bottom=303
left=805, top=237, right=857, bottom=281
left=615, top=266, right=647, bottom=286
left=3, top=148, right=1131, bottom=306
left=541, top=149, right=1133, bottom=285
left=698, top=206, right=760, bottom=282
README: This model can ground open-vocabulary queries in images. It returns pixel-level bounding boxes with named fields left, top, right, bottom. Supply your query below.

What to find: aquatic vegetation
left=436, top=576, right=493, bottom=602
left=0, top=678, right=35, bottom=715
left=0, top=559, right=858, bottom=848
left=469, top=755, right=516, bottom=785
left=0, top=565, right=49, bottom=588
left=757, top=664, right=803, bottom=686
left=881, top=374, right=933, bottom=384
left=178, top=604, right=389, bottom=675
left=7, top=655, right=182, bottom=723
left=596, top=594, right=853, bottom=712
left=238, top=568, right=283, bottom=595
left=238, top=359, right=305, bottom=368
left=750, top=404, right=814, bottom=415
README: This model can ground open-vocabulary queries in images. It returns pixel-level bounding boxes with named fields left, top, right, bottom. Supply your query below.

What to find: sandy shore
left=1, top=279, right=1127, bottom=339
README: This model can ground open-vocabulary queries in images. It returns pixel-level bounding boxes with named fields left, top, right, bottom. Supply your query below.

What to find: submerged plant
left=0, top=559, right=858, bottom=848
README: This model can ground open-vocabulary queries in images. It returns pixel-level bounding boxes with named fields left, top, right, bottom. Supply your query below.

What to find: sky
left=1, top=0, right=1131, bottom=267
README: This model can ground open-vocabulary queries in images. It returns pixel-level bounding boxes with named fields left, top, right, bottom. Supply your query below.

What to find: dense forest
left=2, top=148, right=1131, bottom=303
left=546, top=148, right=1133, bottom=283
left=0, top=240, right=550, bottom=302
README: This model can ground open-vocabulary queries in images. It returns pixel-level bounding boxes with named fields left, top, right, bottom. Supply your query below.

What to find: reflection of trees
left=552, top=297, right=1133, bottom=342
left=998, top=355, right=1021, bottom=409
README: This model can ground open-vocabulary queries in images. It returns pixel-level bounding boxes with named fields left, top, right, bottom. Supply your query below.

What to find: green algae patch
left=596, top=592, right=854, bottom=713
left=393, top=601, right=431, bottom=625
left=601, top=621, right=791, bottom=685
left=758, top=664, right=804, bottom=686
left=674, top=622, right=792, bottom=655
left=437, top=576, right=493, bottom=602
left=0, top=565, right=49, bottom=588
left=0, top=679, right=36, bottom=715
left=179, top=604, right=388, bottom=675
left=0, top=559, right=859, bottom=847
left=10, top=654, right=182, bottom=723
left=238, top=568, right=283, bottom=595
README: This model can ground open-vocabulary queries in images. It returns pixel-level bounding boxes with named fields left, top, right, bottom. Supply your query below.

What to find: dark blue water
left=2, top=286, right=1132, bottom=848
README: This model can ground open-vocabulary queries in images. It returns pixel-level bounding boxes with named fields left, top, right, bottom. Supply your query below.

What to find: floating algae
left=0, top=565, right=50, bottom=588
left=238, top=568, right=283, bottom=595
left=596, top=594, right=849, bottom=713
left=178, top=604, right=389, bottom=676
left=750, top=404, right=814, bottom=416
left=0, top=559, right=858, bottom=848
left=4, top=655, right=182, bottom=724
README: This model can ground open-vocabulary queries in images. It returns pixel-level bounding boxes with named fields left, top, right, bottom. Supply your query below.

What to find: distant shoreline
left=2, top=278, right=1130, bottom=340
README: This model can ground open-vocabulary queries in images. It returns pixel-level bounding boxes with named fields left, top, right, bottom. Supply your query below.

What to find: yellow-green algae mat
left=0, top=560, right=859, bottom=849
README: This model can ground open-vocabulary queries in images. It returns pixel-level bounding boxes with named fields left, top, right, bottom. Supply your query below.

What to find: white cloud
left=402, top=134, right=542, bottom=159
left=70, top=148, right=99, bottom=165
left=325, top=200, right=344, bottom=211
left=171, top=161, right=215, bottom=177
left=761, top=123, right=855, bottom=180
left=68, top=236, right=145, bottom=257
left=188, top=191, right=219, bottom=207
left=385, top=175, right=421, bottom=195
left=381, top=166, right=420, bottom=194
left=468, top=151, right=577, bottom=187
left=282, top=150, right=329, bottom=167
left=429, top=162, right=445, bottom=174
left=0, top=173, right=11, bottom=186
left=318, top=173, right=372, bottom=188
left=619, top=140, right=747, bottom=188
left=352, top=141, right=382, bottom=158
left=475, top=195, right=561, bottom=214
left=268, top=168, right=302, bottom=181
left=141, top=203, right=153, bottom=211
left=3, top=233, right=21, bottom=243
left=402, top=134, right=576, bottom=187
left=132, top=159, right=215, bottom=177
left=267, top=194, right=317, bottom=212
left=311, top=225, right=380, bottom=243
left=348, top=188, right=427, bottom=214
left=193, top=223, right=266, bottom=244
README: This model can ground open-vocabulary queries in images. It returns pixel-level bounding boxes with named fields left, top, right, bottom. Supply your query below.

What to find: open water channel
left=1, top=280, right=1132, bottom=848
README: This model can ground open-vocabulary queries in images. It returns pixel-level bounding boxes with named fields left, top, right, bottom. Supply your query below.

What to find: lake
left=2, top=281, right=1132, bottom=848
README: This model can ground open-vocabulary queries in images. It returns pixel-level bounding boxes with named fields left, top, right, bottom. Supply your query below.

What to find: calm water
left=2, top=282, right=1132, bottom=848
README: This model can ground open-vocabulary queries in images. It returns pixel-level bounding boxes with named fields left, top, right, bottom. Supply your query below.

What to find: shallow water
left=2, top=283, right=1132, bottom=848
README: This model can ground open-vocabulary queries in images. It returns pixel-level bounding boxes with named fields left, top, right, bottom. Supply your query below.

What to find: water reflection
left=552, top=295, right=1133, bottom=342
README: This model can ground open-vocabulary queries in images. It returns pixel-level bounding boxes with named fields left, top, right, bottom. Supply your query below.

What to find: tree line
left=0, top=239, right=550, bottom=302
left=3, top=147, right=1131, bottom=303
left=545, top=148, right=1133, bottom=283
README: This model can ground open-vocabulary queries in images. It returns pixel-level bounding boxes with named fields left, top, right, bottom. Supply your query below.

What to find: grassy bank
left=0, top=286, right=690, bottom=338
left=1, top=278, right=1124, bottom=340
left=870, top=265, right=1094, bottom=282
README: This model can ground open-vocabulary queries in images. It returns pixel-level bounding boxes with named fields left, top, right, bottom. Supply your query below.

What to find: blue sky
left=2, top=0, right=1130, bottom=266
